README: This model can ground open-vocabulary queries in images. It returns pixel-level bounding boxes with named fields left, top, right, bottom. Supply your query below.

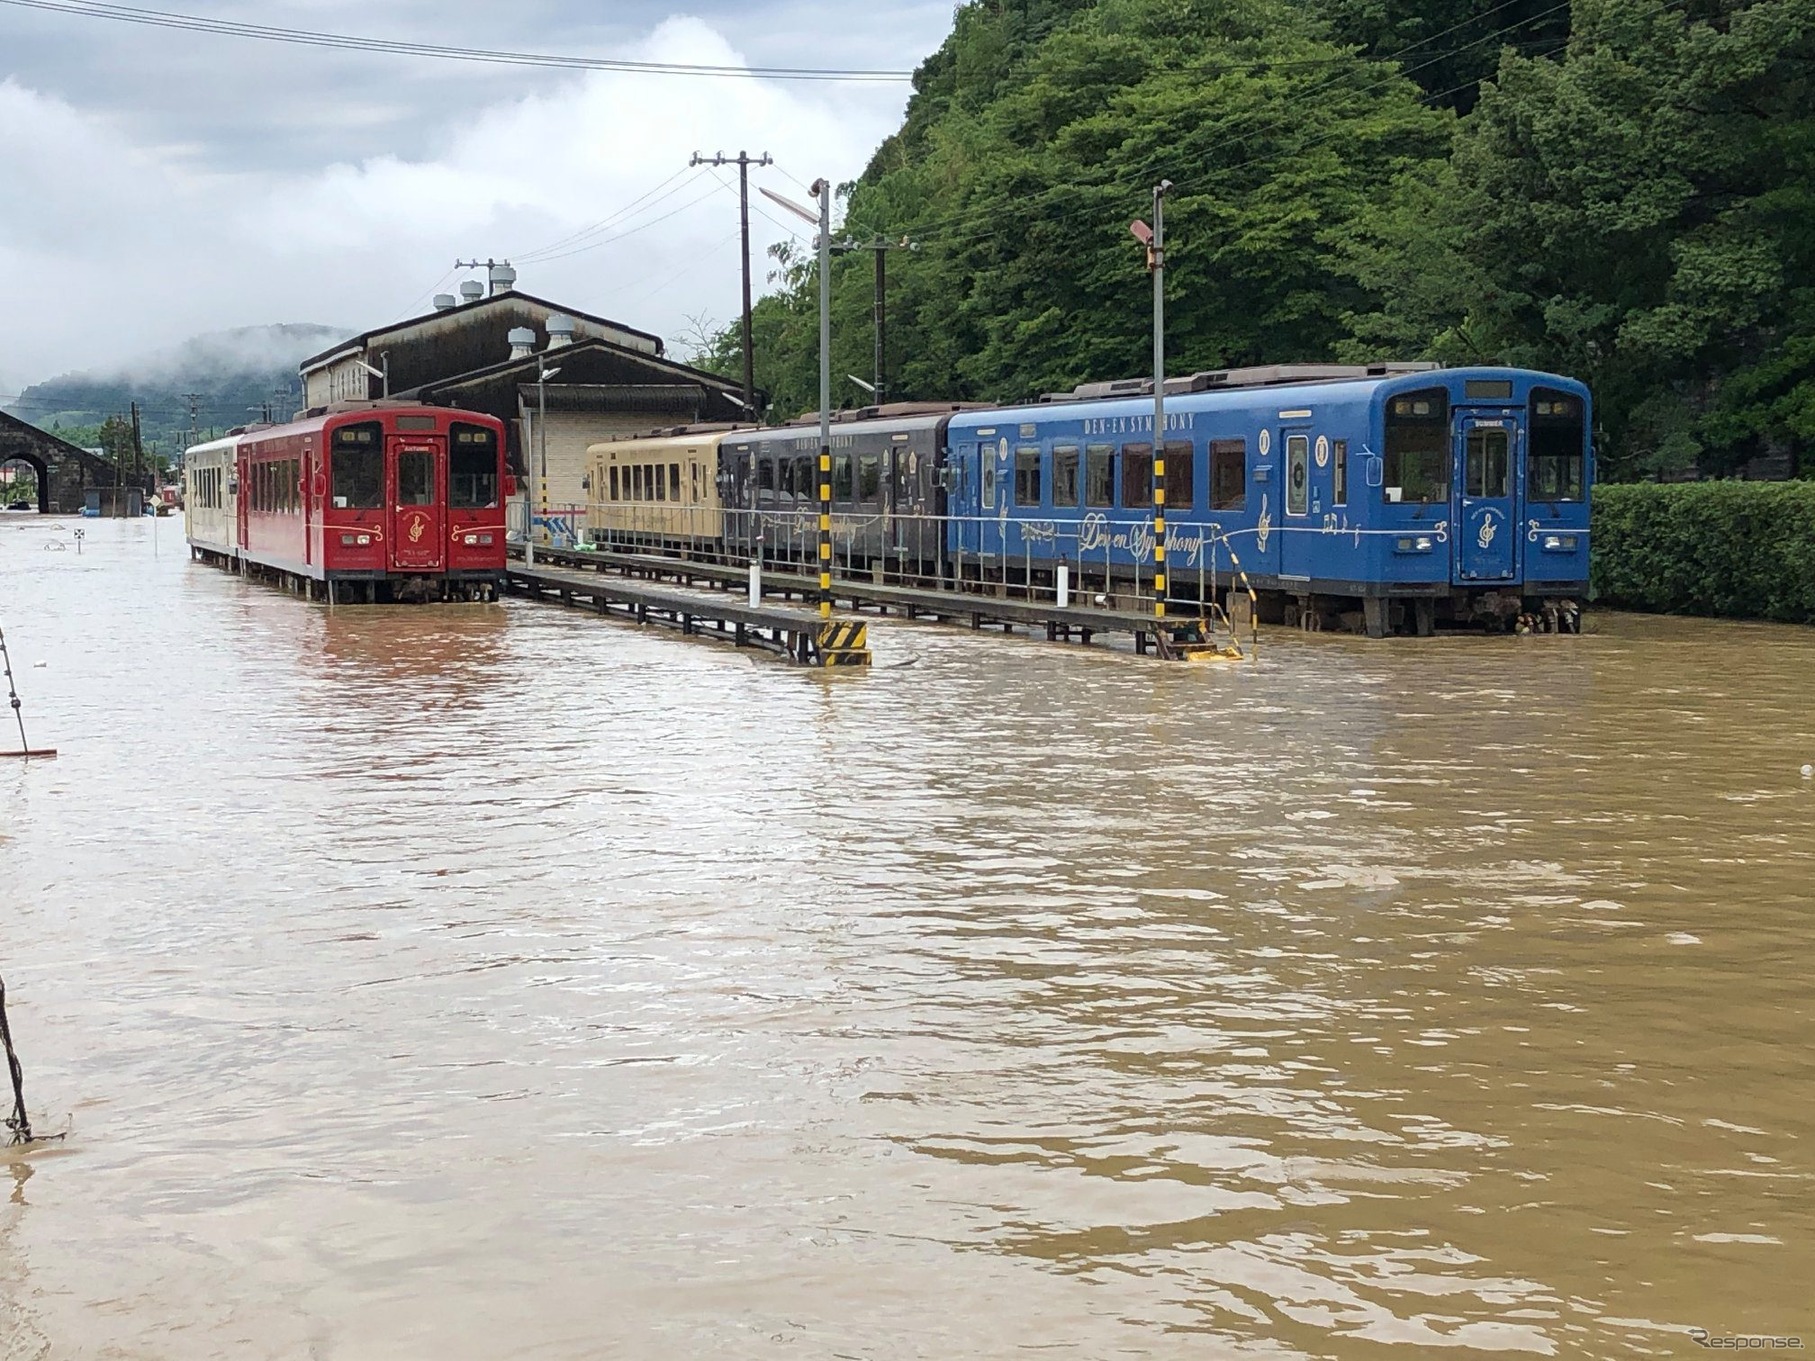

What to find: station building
left=296, top=265, right=749, bottom=537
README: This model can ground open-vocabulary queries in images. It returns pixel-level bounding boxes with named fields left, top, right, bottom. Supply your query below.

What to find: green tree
left=1343, top=0, right=1815, bottom=478
left=744, top=0, right=1450, bottom=418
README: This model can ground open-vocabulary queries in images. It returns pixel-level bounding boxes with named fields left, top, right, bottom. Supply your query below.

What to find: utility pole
left=129, top=400, right=144, bottom=496
left=833, top=237, right=916, bottom=404
left=183, top=392, right=202, bottom=450
left=691, top=151, right=772, bottom=416
left=759, top=179, right=834, bottom=621
left=1131, top=180, right=1172, bottom=620
left=814, top=181, right=831, bottom=622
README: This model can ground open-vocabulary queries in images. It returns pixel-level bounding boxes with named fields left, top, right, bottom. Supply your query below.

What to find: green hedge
left=1592, top=481, right=1815, bottom=623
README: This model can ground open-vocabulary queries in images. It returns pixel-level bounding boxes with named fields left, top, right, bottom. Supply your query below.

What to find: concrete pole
left=1151, top=180, right=1172, bottom=622
left=874, top=245, right=886, bottom=405
left=815, top=178, right=833, bottom=623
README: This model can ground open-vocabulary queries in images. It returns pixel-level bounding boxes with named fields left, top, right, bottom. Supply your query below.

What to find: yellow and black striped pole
left=1150, top=179, right=1172, bottom=622
left=814, top=177, right=834, bottom=622
left=819, top=446, right=833, bottom=620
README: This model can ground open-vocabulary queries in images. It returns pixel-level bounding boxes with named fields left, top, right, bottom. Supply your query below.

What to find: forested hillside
left=6, top=323, right=345, bottom=465
left=723, top=0, right=1814, bottom=480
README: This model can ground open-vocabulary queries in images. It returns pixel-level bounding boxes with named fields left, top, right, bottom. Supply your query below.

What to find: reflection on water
left=2, top=517, right=1812, bottom=1358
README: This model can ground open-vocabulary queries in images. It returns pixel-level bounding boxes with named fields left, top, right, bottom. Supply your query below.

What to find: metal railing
left=562, top=500, right=1260, bottom=624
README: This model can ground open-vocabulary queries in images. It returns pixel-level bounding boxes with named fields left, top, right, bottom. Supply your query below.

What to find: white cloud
left=0, top=15, right=911, bottom=389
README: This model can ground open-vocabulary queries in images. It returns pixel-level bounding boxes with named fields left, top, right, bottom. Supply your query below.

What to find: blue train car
left=943, top=363, right=1591, bottom=635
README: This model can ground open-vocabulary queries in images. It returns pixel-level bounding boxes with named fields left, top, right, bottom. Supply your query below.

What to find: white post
left=748, top=560, right=761, bottom=608
left=1057, top=560, right=1070, bottom=609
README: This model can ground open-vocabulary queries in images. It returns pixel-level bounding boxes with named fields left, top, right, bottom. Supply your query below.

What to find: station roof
left=298, top=289, right=665, bottom=374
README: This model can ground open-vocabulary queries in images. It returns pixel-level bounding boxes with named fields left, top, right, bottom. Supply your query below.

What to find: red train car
left=190, top=401, right=508, bottom=602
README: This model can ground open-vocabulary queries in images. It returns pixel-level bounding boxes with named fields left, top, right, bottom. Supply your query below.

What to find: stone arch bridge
left=1, top=408, right=145, bottom=513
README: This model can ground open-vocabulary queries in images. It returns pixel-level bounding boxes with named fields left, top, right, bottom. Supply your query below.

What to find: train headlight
left=1542, top=534, right=1578, bottom=551
left=1395, top=536, right=1434, bottom=553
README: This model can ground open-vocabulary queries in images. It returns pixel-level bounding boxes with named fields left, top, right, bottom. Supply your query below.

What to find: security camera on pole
left=760, top=178, right=835, bottom=621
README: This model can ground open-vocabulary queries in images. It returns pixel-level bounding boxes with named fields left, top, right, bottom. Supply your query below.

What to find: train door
left=1452, top=412, right=1520, bottom=584
left=235, top=450, right=250, bottom=551
left=951, top=442, right=980, bottom=559
left=1279, top=426, right=1313, bottom=576
left=389, top=435, right=445, bottom=570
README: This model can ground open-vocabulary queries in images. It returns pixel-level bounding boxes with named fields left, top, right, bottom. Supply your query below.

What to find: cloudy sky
left=0, top=0, right=956, bottom=395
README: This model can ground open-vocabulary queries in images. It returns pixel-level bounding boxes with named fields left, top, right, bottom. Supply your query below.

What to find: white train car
left=184, top=433, right=240, bottom=562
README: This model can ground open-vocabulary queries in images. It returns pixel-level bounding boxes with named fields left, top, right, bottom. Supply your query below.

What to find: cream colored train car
left=183, top=432, right=241, bottom=562
left=584, top=425, right=744, bottom=553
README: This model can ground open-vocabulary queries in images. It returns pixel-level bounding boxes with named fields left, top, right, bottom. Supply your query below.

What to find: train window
left=397, top=450, right=434, bottom=506
left=1085, top=445, right=1114, bottom=507
left=834, top=455, right=854, bottom=501
left=981, top=455, right=996, bottom=510
left=654, top=464, right=666, bottom=502
left=669, top=463, right=681, bottom=501
left=859, top=455, right=881, bottom=501
left=796, top=456, right=815, bottom=500
left=1529, top=388, right=1585, bottom=501
left=1286, top=435, right=1310, bottom=516
left=1333, top=440, right=1349, bottom=506
left=1164, top=440, right=1194, bottom=511
left=1210, top=440, right=1246, bottom=511
left=609, top=467, right=620, bottom=501
left=1120, top=443, right=1152, bottom=509
left=691, top=463, right=701, bottom=503
left=331, top=424, right=382, bottom=510
left=758, top=458, right=775, bottom=494
left=1014, top=446, right=1043, bottom=506
left=1051, top=445, right=1079, bottom=507
left=1384, top=387, right=1450, bottom=503
left=1465, top=429, right=1510, bottom=498
left=449, top=428, right=498, bottom=509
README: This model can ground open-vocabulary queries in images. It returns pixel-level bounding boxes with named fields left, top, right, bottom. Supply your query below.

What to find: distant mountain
left=3, top=323, right=350, bottom=457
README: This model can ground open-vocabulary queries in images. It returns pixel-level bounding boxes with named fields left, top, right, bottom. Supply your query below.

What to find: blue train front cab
left=941, top=364, right=1592, bottom=635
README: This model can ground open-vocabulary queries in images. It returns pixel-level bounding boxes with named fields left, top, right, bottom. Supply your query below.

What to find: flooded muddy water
left=2, top=516, right=1811, bottom=1358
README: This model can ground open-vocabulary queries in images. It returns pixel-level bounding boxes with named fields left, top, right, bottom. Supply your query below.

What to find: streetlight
left=355, top=352, right=390, bottom=399
left=1131, top=180, right=1172, bottom=622
left=529, top=355, right=561, bottom=567
left=760, top=179, right=834, bottom=621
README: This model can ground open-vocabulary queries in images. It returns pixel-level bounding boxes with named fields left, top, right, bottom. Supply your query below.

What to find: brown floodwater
left=1, top=515, right=1811, bottom=1359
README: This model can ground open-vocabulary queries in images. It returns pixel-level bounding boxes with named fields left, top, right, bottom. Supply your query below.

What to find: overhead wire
left=0, top=0, right=916, bottom=80
left=519, top=181, right=728, bottom=266
left=511, top=167, right=695, bottom=263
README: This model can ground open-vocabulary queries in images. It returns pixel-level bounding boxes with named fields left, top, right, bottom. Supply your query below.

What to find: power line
left=511, top=168, right=695, bottom=263
left=0, top=0, right=916, bottom=80
left=514, top=170, right=711, bottom=265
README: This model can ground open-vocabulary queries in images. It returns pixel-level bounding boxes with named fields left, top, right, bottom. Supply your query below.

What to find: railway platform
left=509, top=544, right=1248, bottom=660
left=506, top=560, right=870, bottom=667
